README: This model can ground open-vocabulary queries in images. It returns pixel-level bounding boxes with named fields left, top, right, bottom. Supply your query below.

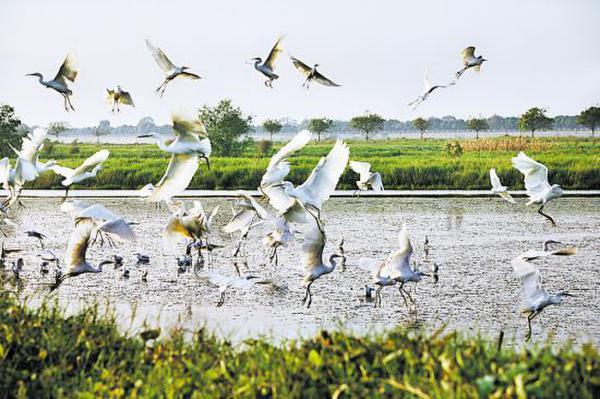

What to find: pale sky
left=0, top=0, right=598, bottom=127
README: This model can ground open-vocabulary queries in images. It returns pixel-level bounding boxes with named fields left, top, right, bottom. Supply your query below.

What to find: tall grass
left=0, top=293, right=598, bottom=398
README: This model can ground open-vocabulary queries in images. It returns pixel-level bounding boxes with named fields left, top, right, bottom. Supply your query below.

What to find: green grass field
left=0, top=293, right=598, bottom=398
left=33, top=136, right=600, bottom=190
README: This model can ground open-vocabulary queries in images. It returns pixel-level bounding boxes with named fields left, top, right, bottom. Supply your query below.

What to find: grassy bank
left=32, top=136, right=600, bottom=190
left=0, top=293, right=598, bottom=398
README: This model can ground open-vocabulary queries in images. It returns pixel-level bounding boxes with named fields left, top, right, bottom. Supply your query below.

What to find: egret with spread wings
left=455, top=46, right=487, bottom=79
left=249, top=37, right=284, bottom=88
left=146, top=39, right=201, bottom=97
left=349, top=161, right=384, bottom=196
left=27, top=55, right=78, bottom=111
left=51, top=149, right=110, bottom=200
left=290, top=56, right=340, bottom=89
left=106, top=85, right=135, bottom=112
left=489, top=168, right=516, bottom=204
left=408, top=72, right=455, bottom=109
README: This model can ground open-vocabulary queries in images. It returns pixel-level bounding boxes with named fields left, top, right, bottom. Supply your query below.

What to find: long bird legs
left=302, top=281, right=314, bottom=308
left=538, top=205, right=557, bottom=227
left=526, top=310, right=542, bottom=341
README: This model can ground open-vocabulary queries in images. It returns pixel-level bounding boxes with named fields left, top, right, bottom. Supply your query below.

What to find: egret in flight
left=489, top=168, right=516, bottom=204
left=106, top=85, right=135, bottom=112
left=206, top=271, right=273, bottom=307
left=290, top=57, right=340, bottom=89
left=146, top=39, right=201, bottom=97
left=349, top=161, right=384, bottom=196
left=512, top=152, right=563, bottom=227
left=455, top=47, right=487, bottom=79
left=263, top=216, right=294, bottom=266
left=27, top=55, right=78, bottom=111
left=517, top=240, right=577, bottom=262
left=223, top=192, right=270, bottom=258
left=250, top=37, right=284, bottom=88
left=51, top=150, right=110, bottom=200
left=511, top=256, right=574, bottom=341
left=408, top=72, right=455, bottom=109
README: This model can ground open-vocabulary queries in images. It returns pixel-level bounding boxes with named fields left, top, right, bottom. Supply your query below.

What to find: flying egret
left=517, top=240, right=577, bottom=261
left=51, top=150, right=110, bottom=200
left=349, top=161, right=384, bottom=196
left=511, top=256, right=574, bottom=341
left=49, top=222, right=113, bottom=291
left=106, top=85, right=135, bottom=112
left=25, top=230, right=46, bottom=249
left=455, top=46, right=487, bottom=79
left=206, top=271, right=273, bottom=307
left=27, top=55, right=78, bottom=111
left=512, top=152, right=563, bottom=227
left=300, top=219, right=344, bottom=308
left=290, top=57, right=340, bottom=89
left=489, top=168, right=516, bottom=204
left=10, top=127, right=56, bottom=182
left=358, top=258, right=396, bottom=308
left=408, top=72, right=455, bottom=109
left=222, top=191, right=270, bottom=258
left=250, top=37, right=284, bottom=88
left=146, top=39, right=201, bottom=97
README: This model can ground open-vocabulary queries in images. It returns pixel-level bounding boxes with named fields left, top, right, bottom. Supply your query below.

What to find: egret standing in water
left=106, top=85, right=134, bottom=112
left=27, top=55, right=78, bottom=111
left=51, top=150, right=110, bottom=200
left=489, top=168, right=516, bottom=204
left=146, top=39, right=201, bottom=97
left=455, top=46, right=487, bottom=79
left=249, top=37, right=284, bottom=88
left=349, top=161, right=384, bottom=196
left=358, top=258, right=396, bottom=308
left=512, top=152, right=563, bottom=227
left=290, top=57, right=340, bottom=89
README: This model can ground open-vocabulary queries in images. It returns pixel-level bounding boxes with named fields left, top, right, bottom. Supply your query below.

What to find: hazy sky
left=0, top=0, right=598, bottom=127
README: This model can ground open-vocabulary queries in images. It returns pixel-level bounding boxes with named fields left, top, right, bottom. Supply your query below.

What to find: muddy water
left=2, top=197, right=599, bottom=344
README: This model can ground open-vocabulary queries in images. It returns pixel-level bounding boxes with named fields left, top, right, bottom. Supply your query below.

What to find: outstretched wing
left=489, top=168, right=503, bottom=191
left=148, top=154, right=198, bottom=203
left=179, top=72, right=201, bottom=80
left=290, top=56, right=312, bottom=77
left=313, top=70, right=340, bottom=87
left=511, top=152, right=551, bottom=199
left=97, top=218, right=137, bottom=241
left=0, top=158, right=11, bottom=190
left=301, top=220, right=325, bottom=273
left=146, top=39, right=176, bottom=72
left=264, top=37, right=284, bottom=71
left=65, top=221, right=93, bottom=272
left=77, top=203, right=121, bottom=221
left=54, top=55, right=78, bottom=84
left=19, top=127, right=48, bottom=163
left=461, top=46, right=476, bottom=63
left=74, top=149, right=110, bottom=175
left=384, top=225, right=413, bottom=279
left=349, top=161, right=372, bottom=182
left=370, top=172, right=384, bottom=191
left=119, top=91, right=135, bottom=106
left=222, top=209, right=255, bottom=234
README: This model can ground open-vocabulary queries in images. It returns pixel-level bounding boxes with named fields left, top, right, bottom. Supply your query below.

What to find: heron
left=206, top=271, right=273, bottom=307
left=300, top=219, right=344, bottom=308
left=146, top=39, right=201, bottom=97
left=290, top=57, right=340, bottom=89
left=489, top=168, right=517, bottom=204
left=136, top=253, right=150, bottom=265
left=250, top=37, right=284, bottom=88
left=262, top=216, right=295, bottom=266
left=223, top=191, right=271, bottom=258
left=511, top=256, right=574, bottom=341
left=27, top=55, right=78, bottom=111
left=141, top=269, right=148, bottom=283
left=408, top=72, right=455, bottom=109
left=50, top=150, right=110, bottom=200
left=9, top=127, right=56, bottom=183
left=512, top=152, right=563, bottom=227
left=12, top=258, right=24, bottom=280
left=455, top=46, right=487, bottom=79
left=50, top=222, right=113, bottom=291
left=517, top=240, right=577, bottom=262
left=349, top=161, right=384, bottom=196
left=26, top=230, right=46, bottom=249
left=106, top=85, right=135, bottom=112
left=358, top=258, right=396, bottom=308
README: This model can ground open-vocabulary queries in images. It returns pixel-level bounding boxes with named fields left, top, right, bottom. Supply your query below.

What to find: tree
left=48, top=121, right=70, bottom=140
left=466, top=118, right=489, bottom=139
left=413, top=117, right=429, bottom=140
left=199, top=99, right=253, bottom=156
left=518, top=107, right=553, bottom=138
left=262, top=119, right=282, bottom=142
left=307, top=118, right=333, bottom=142
left=94, top=120, right=111, bottom=144
left=0, top=104, right=22, bottom=157
left=576, top=106, right=600, bottom=137
left=349, top=113, right=384, bottom=141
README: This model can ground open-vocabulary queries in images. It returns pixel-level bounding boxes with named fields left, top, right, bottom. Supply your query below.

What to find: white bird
left=50, top=222, right=113, bottom=291
left=38, top=249, right=60, bottom=267
left=489, top=168, right=516, bottom=204
left=206, top=271, right=273, bottom=307
left=511, top=256, right=574, bottom=341
left=349, top=161, right=384, bottom=196
left=357, top=258, right=396, bottom=307
left=455, top=46, right=487, bottom=79
left=290, top=57, right=340, bottom=89
left=263, top=216, right=294, bottom=266
left=300, top=219, right=344, bottom=308
left=10, top=127, right=55, bottom=181
left=516, top=240, right=577, bottom=262
left=250, top=37, right=284, bottom=88
left=0, top=157, right=21, bottom=207
left=139, top=115, right=211, bottom=203
left=408, top=72, right=456, bottom=110
left=27, top=55, right=78, bottom=111
left=106, top=85, right=135, bottom=112
left=222, top=192, right=270, bottom=258
left=164, top=200, right=220, bottom=259
left=51, top=149, right=110, bottom=199
left=512, top=152, right=563, bottom=227
left=146, top=39, right=201, bottom=97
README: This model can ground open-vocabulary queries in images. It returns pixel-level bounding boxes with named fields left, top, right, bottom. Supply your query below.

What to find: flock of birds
left=0, top=39, right=578, bottom=341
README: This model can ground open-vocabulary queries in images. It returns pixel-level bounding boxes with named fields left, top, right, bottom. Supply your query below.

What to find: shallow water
left=2, top=197, right=599, bottom=345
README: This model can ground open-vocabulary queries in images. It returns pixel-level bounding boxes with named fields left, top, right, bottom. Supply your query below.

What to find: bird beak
left=137, top=134, right=151, bottom=138
left=26, top=73, right=36, bottom=77
left=562, top=292, right=575, bottom=297
left=421, top=273, right=431, bottom=277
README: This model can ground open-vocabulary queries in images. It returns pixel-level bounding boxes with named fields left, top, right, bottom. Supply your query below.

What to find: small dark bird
left=365, top=285, right=375, bottom=302
left=290, top=56, right=341, bottom=89
left=433, top=263, right=440, bottom=284
left=12, top=258, right=24, bottom=279
left=39, top=261, right=49, bottom=275
left=122, top=268, right=130, bottom=279
left=136, top=253, right=150, bottom=265
left=141, top=269, right=148, bottom=283
left=424, top=235, right=430, bottom=258
left=1, top=241, right=21, bottom=268
left=26, top=230, right=46, bottom=249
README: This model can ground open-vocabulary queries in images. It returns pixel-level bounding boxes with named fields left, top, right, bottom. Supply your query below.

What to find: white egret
left=455, top=46, right=487, bottom=79
left=106, top=85, right=135, bottom=112
left=250, top=37, right=284, bottom=88
left=511, top=256, right=574, bottom=341
left=206, top=271, right=273, bottom=307
left=408, top=72, right=455, bottom=109
left=10, top=127, right=55, bottom=182
left=51, top=150, right=110, bottom=199
left=263, top=216, right=294, bottom=266
left=489, top=168, right=516, bottom=204
left=146, top=39, right=201, bottom=97
left=517, top=240, right=577, bottom=261
left=512, top=152, right=563, bottom=227
left=358, top=258, right=396, bottom=307
left=27, top=55, right=78, bottom=111
left=349, top=161, right=384, bottom=196
left=290, top=57, right=340, bottom=89
left=223, top=191, right=270, bottom=257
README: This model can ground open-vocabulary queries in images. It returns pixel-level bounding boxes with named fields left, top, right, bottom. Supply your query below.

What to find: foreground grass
left=0, top=293, right=599, bottom=398
left=32, top=136, right=600, bottom=190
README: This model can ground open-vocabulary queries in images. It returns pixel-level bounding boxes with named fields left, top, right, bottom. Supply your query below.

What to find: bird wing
left=511, top=152, right=551, bottom=199
left=222, top=209, right=255, bottom=234
left=73, top=150, right=110, bottom=175
left=14, top=158, right=38, bottom=185
left=290, top=56, right=312, bottom=77
left=148, top=154, right=198, bottom=202
left=498, top=191, right=517, bottom=204
left=461, top=46, right=476, bottom=63
left=370, top=172, right=384, bottom=191
left=349, top=161, right=372, bottom=181
left=179, top=72, right=201, bottom=80
left=313, top=70, right=340, bottom=87
left=54, top=55, right=78, bottom=84
left=489, top=168, right=503, bottom=191
left=385, top=225, right=413, bottom=279
left=264, top=37, right=284, bottom=71
left=145, top=39, right=176, bottom=72
left=97, top=218, right=137, bottom=241
left=0, top=158, right=10, bottom=190
left=358, top=257, right=386, bottom=279
left=77, top=203, right=121, bottom=221
left=423, top=72, right=433, bottom=91
left=296, top=140, right=349, bottom=208
left=207, top=205, right=220, bottom=230
left=19, top=127, right=47, bottom=163
left=172, top=114, right=208, bottom=139
left=263, top=130, right=312, bottom=184
left=239, top=192, right=271, bottom=220
left=119, top=91, right=135, bottom=106
left=64, top=221, right=93, bottom=272
left=301, top=221, right=325, bottom=273
left=163, top=215, right=189, bottom=246
left=49, top=164, right=75, bottom=178
left=60, top=200, right=92, bottom=218
left=511, top=257, right=542, bottom=299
